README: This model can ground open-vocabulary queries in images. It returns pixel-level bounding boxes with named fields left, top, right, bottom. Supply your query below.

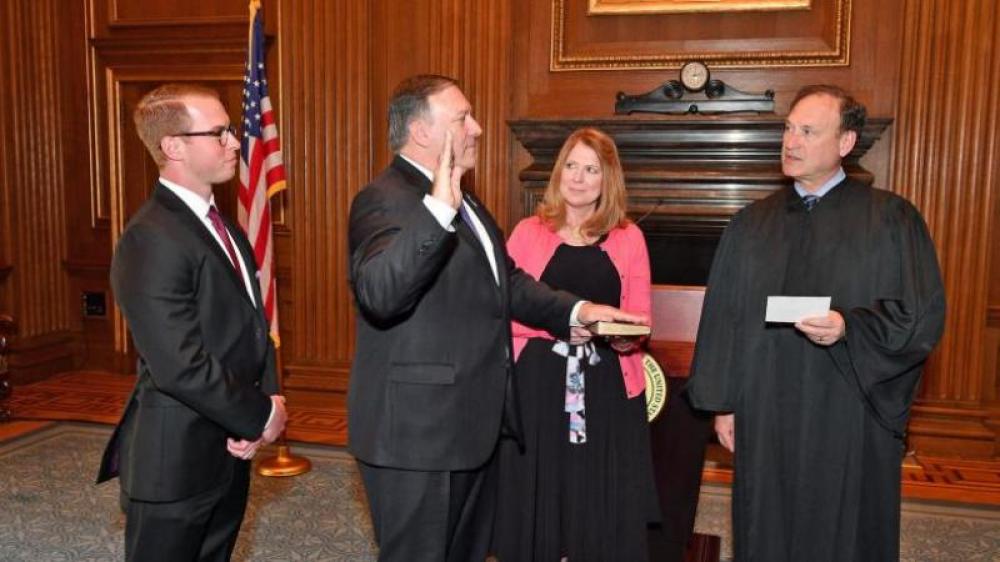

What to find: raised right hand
left=430, top=130, right=464, bottom=209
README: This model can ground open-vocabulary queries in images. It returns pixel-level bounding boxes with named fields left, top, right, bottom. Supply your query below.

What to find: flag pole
left=239, top=0, right=310, bottom=477
left=256, top=344, right=311, bottom=477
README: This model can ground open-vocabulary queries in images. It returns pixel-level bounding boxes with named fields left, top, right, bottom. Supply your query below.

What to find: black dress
left=492, top=242, right=659, bottom=562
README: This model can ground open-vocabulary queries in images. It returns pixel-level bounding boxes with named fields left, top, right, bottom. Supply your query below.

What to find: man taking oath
left=347, top=74, right=645, bottom=562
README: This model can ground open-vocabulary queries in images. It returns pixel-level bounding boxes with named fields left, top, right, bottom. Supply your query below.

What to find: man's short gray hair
left=387, top=74, right=459, bottom=153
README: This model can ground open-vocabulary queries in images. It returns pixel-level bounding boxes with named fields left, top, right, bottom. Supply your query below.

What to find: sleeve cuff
left=264, top=398, right=275, bottom=432
left=423, top=194, right=458, bottom=231
left=569, top=300, right=587, bottom=327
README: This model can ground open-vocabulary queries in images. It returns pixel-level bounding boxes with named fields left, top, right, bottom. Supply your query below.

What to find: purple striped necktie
left=207, top=205, right=244, bottom=280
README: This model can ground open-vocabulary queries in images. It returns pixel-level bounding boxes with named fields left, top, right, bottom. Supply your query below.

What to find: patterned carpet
left=8, top=371, right=1000, bottom=506
left=0, top=423, right=375, bottom=561
left=1, top=423, right=998, bottom=561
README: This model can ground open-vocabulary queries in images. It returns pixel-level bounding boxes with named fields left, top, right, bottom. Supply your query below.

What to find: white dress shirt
left=159, top=177, right=256, bottom=306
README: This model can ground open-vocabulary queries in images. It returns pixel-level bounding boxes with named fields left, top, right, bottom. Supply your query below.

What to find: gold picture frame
left=588, top=0, right=811, bottom=15
left=553, top=0, right=850, bottom=70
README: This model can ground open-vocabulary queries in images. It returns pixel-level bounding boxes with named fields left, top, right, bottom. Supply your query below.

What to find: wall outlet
left=82, top=291, right=106, bottom=317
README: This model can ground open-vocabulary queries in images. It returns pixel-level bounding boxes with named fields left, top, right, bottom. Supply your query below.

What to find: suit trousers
left=122, top=461, right=251, bottom=562
left=358, top=459, right=495, bottom=562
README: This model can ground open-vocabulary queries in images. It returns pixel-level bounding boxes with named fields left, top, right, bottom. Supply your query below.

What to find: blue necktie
left=458, top=202, right=484, bottom=245
left=802, top=195, right=820, bottom=211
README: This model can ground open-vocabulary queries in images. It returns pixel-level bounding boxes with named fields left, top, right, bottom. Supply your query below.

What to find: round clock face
left=680, top=61, right=709, bottom=91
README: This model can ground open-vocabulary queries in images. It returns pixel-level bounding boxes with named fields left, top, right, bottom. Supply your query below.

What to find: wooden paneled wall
left=276, top=0, right=373, bottom=395
left=276, top=0, right=515, bottom=404
left=0, top=0, right=75, bottom=381
left=0, top=0, right=996, bottom=458
left=892, top=0, right=1000, bottom=456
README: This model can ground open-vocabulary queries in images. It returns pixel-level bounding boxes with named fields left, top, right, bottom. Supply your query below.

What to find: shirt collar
left=794, top=167, right=846, bottom=199
left=398, top=153, right=434, bottom=182
left=159, top=177, right=216, bottom=219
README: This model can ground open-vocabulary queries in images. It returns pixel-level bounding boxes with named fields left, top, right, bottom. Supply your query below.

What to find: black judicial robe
left=686, top=179, right=945, bottom=562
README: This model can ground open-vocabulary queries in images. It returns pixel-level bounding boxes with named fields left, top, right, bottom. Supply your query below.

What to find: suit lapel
left=153, top=184, right=257, bottom=309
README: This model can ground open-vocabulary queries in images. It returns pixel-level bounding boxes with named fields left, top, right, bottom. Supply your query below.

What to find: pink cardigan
left=507, top=216, right=652, bottom=398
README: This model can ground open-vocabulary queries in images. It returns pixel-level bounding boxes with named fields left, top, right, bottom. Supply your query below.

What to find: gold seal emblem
left=643, top=353, right=668, bottom=422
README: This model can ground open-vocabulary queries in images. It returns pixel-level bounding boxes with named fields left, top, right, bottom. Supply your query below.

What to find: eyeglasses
left=173, top=124, right=239, bottom=146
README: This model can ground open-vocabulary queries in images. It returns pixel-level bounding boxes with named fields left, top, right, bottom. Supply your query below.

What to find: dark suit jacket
left=97, top=183, right=277, bottom=503
left=347, top=156, right=577, bottom=472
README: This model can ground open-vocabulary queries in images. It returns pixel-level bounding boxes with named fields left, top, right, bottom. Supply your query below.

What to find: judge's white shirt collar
left=794, top=167, right=846, bottom=200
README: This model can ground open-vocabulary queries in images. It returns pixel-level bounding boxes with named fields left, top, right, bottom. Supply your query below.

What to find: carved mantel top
left=509, top=116, right=891, bottom=165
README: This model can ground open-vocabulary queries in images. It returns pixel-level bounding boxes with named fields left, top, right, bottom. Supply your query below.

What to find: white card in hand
left=765, top=296, right=831, bottom=324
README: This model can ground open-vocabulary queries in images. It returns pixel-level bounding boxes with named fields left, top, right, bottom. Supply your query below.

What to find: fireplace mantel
left=509, top=116, right=891, bottom=283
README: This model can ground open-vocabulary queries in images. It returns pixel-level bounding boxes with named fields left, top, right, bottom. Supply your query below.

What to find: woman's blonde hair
left=536, top=127, right=629, bottom=238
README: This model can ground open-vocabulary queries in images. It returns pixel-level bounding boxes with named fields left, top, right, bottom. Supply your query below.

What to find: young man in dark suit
left=347, top=74, right=646, bottom=562
left=97, top=83, right=288, bottom=562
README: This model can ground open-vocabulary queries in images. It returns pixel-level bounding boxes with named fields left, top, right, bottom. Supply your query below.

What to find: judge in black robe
left=686, top=85, right=946, bottom=562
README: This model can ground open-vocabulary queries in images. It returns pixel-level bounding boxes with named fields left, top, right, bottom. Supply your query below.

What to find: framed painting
left=553, top=0, right=849, bottom=70
left=587, top=0, right=811, bottom=15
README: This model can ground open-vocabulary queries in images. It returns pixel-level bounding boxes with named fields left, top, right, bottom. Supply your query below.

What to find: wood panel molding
left=90, top=0, right=251, bottom=41
left=0, top=0, right=72, bottom=347
left=551, top=0, right=851, bottom=70
left=107, top=0, right=245, bottom=26
left=84, top=5, right=249, bottom=230
left=5, top=331, right=77, bottom=384
left=276, top=0, right=372, bottom=385
left=63, top=260, right=111, bottom=276
left=890, top=0, right=1000, bottom=457
left=284, top=363, right=352, bottom=393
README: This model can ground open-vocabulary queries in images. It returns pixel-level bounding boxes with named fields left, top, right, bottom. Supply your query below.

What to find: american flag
left=238, top=0, right=286, bottom=346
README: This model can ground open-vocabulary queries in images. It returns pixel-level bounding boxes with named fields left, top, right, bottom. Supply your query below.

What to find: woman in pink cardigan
left=492, top=127, right=658, bottom=562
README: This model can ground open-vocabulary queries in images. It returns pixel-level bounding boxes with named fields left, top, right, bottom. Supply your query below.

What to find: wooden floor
left=5, top=371, right=1000, bottom=506
left=4, top=371, right=348, bottom=445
